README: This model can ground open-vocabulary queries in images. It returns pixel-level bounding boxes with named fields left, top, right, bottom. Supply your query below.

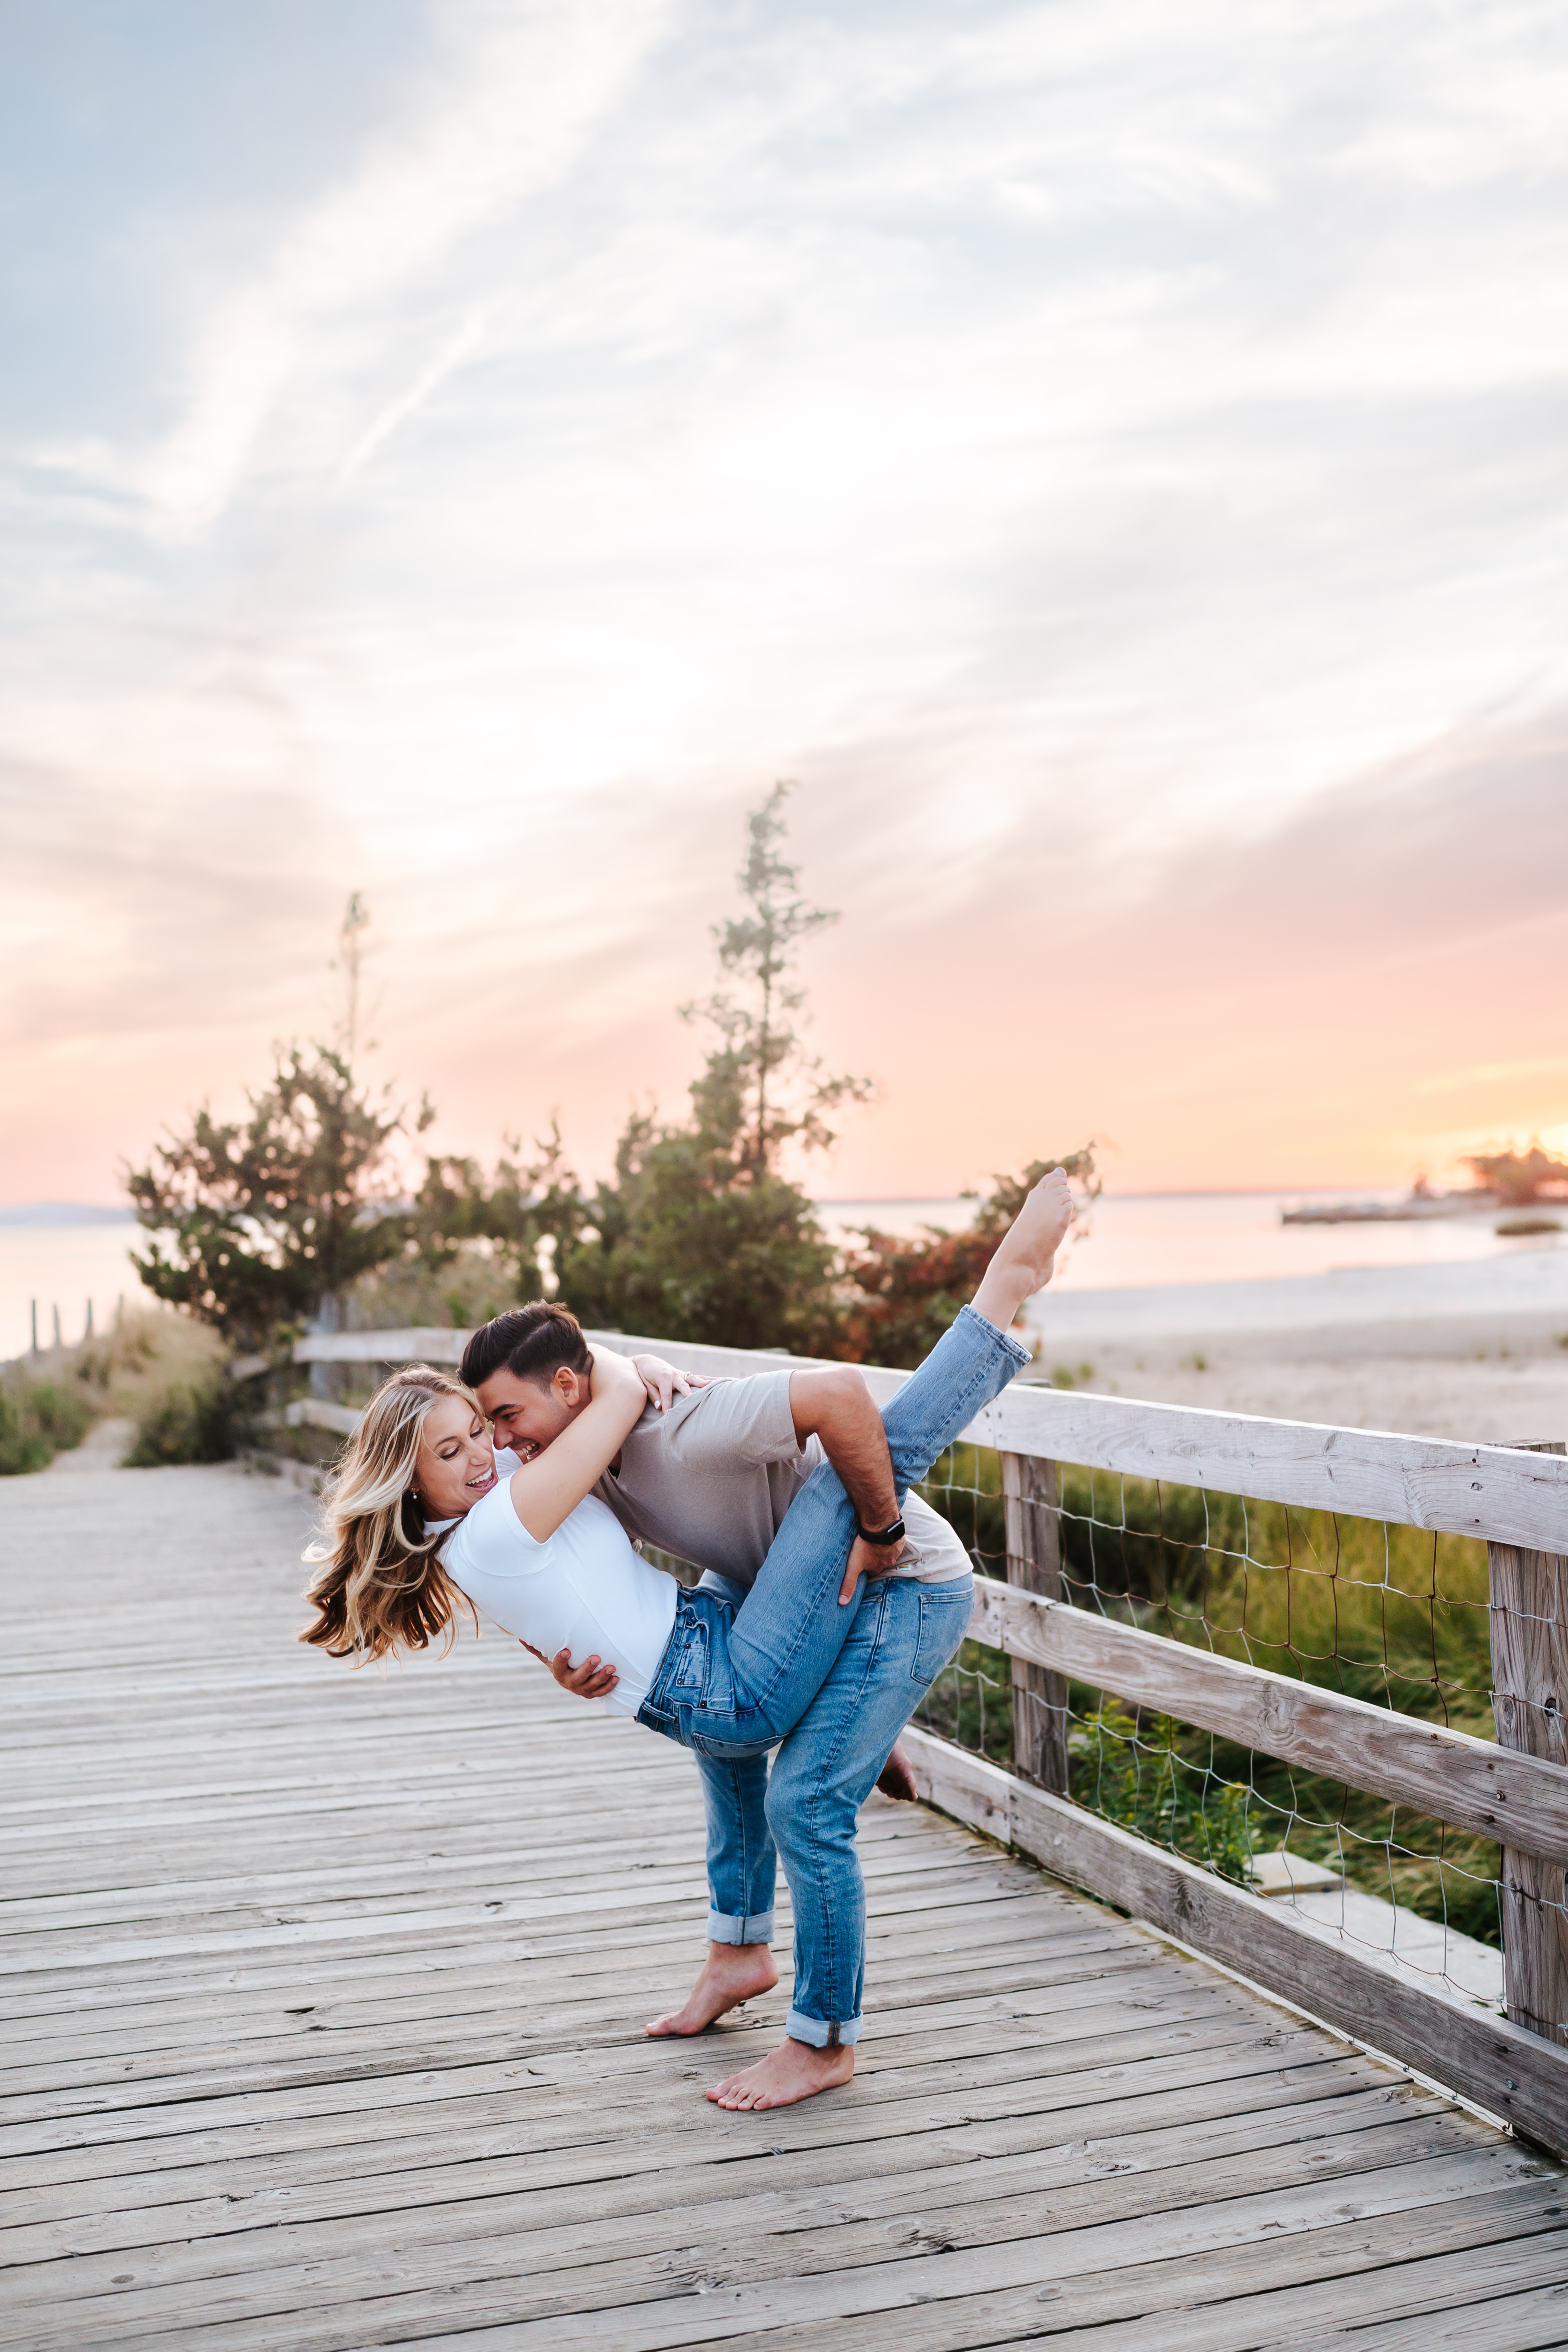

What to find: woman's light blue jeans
left=636, top=1305, right=1026, bottom=1758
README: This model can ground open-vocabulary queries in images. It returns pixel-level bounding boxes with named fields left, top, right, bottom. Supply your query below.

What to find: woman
left=300, top=1169, right=1070, bottom=1771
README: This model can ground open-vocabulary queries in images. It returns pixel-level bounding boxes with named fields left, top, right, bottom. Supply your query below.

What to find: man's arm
left=788, top=1366, right=907, bottom=1606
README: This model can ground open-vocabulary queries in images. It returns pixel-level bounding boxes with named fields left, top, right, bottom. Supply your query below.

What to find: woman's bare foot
left=646, top=1941, right=779, bottom=2036
left=972, top=1166, right=1075, bottom=1330
left=706, top=2034, right=855, bottom=2109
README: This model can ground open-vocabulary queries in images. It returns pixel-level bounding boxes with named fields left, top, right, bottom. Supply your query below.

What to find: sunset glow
left=4, top=2, right=1566, bottom=1206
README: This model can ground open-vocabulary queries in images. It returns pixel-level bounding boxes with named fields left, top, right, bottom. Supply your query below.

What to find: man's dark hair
left=459, top=1301, right=593, bottom=1392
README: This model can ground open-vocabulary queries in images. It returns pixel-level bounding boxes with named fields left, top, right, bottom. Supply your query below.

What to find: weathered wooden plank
left=1, top=2054, right=1379, bottom=2249
left=0, top=1806, right=985, bottom=1915
left=705, top=2191, right=1568, bottom=2352
left=969, top=1577, right=1568, bottom=1859
left=0, top=1886, right=1113, bottom=2029
left=0, top=2084, right=1437, bottom=2280
left=0, top=1911, right=1131, bottom=2058
left=20, top=2149, right=1544, bottom=2352
left=0, top=1943, right=1171, bottom=2100
left=293, top=1326, right=1568, bottom=1550
left=3, top=1976, right=1239, bottom=2132
left=968, top=1387, right=1568, bottom=1552
left=0, top=2116, right=1503, bottom=2342
left=902, top=1724, right=1568, bottom=2160
left=1, top=1965, right=1244, bottom=2127
left=1302, top=2280, right=1568, bottom=2352
left=2, top=2031, right=1337, bottom=2248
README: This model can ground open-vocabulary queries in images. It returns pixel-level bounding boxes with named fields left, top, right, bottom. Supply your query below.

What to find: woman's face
left=413, top=1395, right=499, bottom=1520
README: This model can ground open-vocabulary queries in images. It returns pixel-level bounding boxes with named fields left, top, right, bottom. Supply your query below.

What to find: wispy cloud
left=40, top=0, right=669, bottom=534
left=339, top=307, right=491, bottom=480
left=3, top=0, right=1567, bottom=1198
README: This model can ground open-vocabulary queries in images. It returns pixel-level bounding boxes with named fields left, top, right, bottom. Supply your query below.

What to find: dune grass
left=918, top=1448, right=1503, bottom=1945
left=0, top=1370, right=93, bottom=1474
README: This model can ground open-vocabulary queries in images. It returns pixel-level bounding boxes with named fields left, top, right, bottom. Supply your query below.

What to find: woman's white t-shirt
left=435, top=1456, right=677, bottom=1719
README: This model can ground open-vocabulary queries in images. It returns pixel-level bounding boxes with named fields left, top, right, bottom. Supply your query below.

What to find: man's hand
left=631, top=1354, right=711, bottom=1414
left=521, top=1640, right=620, bottom=1699
left=839, top=1530, right=908, bottom=1606
left=788, top=1365, right=906, bottom=1606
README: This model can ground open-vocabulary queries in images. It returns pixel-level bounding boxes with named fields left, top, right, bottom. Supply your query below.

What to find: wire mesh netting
left=914, top=1439, right=1565, bottom=2025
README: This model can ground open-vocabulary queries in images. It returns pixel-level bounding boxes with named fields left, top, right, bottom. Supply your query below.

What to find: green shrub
left=0, top=1392, right=53, bottom=1476
left=0, top=1372, right=93, bottom=1475
left=26, top=1381, right=92, bottom=1451
left=122, top=1377, right=235, bottom=1467
left=78, top=1306, right=238, bottom=1467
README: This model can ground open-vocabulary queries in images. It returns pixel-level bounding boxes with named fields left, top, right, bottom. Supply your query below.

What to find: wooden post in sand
left=1002, top=1451, right=1071, bottom=1794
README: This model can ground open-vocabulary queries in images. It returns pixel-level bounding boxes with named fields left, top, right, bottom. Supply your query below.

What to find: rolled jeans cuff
left=960, top=1298, right=1032, bottom=1367
left=786, top=2005, right=862, bottom=2049
left=707, top=1908, right=775, bottom=1946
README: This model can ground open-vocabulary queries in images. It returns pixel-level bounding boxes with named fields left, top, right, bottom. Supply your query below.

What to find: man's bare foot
left=706, top=2034, right=855, bottom=2109
left=876, top=1742, right=918, bottom=1802
left=972, top=1166, right=1075, bottom=1330
left=646, top=1941, right=779, bottom=2037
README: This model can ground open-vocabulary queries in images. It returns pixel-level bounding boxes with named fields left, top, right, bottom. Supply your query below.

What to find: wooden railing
left=293, top=1323, right=1568, bottom=2156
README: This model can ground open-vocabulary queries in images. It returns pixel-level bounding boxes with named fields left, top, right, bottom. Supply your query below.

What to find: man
left=460, top=1169, right=1067, bottom=2107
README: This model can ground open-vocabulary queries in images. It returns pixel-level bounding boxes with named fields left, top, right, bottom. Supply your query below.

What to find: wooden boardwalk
left=4, top=1439, right=1565, bottom=2351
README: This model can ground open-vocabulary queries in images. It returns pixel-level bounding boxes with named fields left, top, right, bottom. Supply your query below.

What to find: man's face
left=474, top=1363, right=588, bottom=1461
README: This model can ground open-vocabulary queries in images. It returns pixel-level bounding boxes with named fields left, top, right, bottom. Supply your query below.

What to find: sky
left=3, top=0, right=1567, bottom=1207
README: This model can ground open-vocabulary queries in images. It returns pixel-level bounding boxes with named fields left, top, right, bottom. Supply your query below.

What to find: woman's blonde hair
left=299, top=1365, right=480, bottom=1663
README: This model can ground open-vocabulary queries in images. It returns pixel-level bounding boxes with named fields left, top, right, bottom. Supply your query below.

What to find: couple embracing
left=301, top=1168, right=1071, bottom=2110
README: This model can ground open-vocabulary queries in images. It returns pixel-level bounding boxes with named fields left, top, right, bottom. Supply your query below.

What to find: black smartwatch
left=855, top=1516, right=906, bottom=1547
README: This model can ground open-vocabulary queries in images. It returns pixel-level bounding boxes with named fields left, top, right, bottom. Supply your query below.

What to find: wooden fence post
left=1002, top=1451, right=1070, bottom=1794
left=1488, top=1502, right=1568, bottom=2047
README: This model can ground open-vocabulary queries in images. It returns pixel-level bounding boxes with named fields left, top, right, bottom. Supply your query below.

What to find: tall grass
left=918, top=1448, right=1502, bottom=1944
left=0, top=1370, right=93, bottom=1474
left=76, top=1310, right=236, bottom=1466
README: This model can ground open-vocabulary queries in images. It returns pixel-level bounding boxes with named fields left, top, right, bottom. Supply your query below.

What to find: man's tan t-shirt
left=589, top=1370, right=969, bottom=1591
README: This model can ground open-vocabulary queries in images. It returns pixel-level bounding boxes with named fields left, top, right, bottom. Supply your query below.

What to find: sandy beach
left=1024, top=1250, right=1568, bottom=1444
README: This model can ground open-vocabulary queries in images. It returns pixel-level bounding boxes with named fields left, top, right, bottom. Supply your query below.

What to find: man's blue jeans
left=642, top=1303, right=1029, bottom=2045
left=636, top=1305, right=1026, bottom=1758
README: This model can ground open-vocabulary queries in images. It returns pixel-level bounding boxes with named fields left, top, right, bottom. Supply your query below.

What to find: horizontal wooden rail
left=901, top=1724, right=1568, bottom=2161
left=970, top=1579, right=1568, bottom=1864
left=295, top=1327, right=470, bottom=1366
left=292, top=1325, right=1568, bottom=1551
left=283, top=1400, right=363, bottom=1437
left=970, top=1388, right=1568, bottom=1556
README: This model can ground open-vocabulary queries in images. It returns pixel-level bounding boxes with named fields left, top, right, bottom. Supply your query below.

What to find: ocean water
left=4, top=1189, right=1560, bottom=1364
left=816, top=1189, right=1563, bottom=1292
left=0, top=1223, right=147, bottom=1362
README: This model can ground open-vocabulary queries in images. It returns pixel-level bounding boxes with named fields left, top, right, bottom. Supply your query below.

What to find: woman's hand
left=589, top=1343, right=653, bottom=1404
left=631, top=1353, right=711, bottom=1413
left=521, top=1640, right=620, bottom=1699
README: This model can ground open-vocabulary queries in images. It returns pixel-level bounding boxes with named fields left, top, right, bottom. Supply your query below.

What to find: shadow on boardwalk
left=2, top=1451, right=1565, bottom=2350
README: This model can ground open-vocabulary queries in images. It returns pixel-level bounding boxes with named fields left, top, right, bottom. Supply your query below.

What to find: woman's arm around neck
left=507, top=1347, right=648, bottom=1542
